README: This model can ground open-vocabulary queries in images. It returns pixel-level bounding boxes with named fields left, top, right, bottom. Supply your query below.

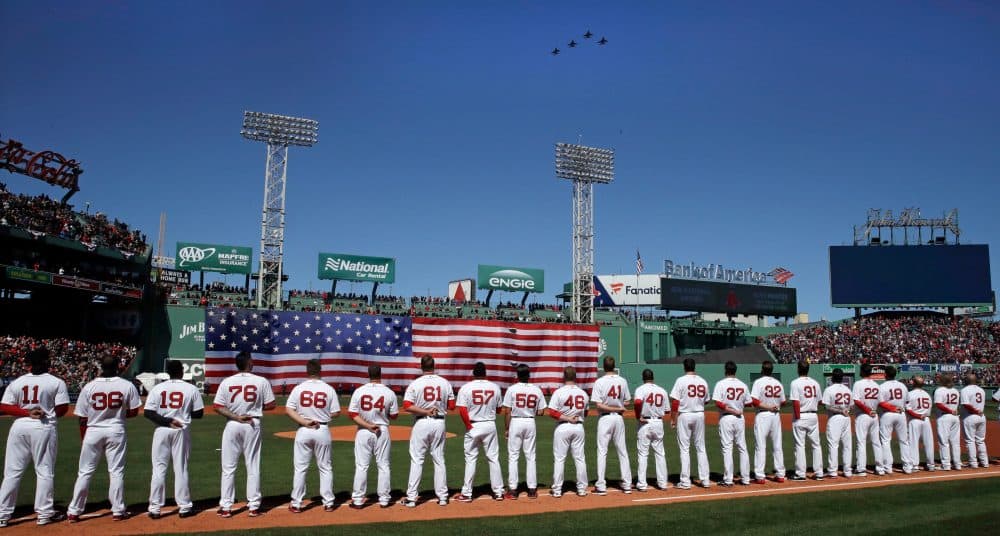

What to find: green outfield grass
left=167, top=477, right=1000, bottom=536
left=0, top=397, right=996, bottom=515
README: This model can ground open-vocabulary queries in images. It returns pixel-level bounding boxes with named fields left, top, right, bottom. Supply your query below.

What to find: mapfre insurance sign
left=594, top=275, right=662, bottom=306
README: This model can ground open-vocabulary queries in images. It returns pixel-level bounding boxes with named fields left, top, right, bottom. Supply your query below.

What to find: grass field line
left=631, top=467, right=1000, bottom=503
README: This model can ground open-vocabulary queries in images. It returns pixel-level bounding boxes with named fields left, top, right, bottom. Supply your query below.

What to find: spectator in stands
left=0, top=336, right=136, bottom=392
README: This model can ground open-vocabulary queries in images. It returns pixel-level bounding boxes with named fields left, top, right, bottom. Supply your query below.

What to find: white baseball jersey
left=712, top=377, right=752, bottom=413
left=994, top=389, right=1000, bottom=403
left=213, top=372, right=275, bottom=417
left=878, top=380, right=909, bottom=413
left=750, top=376, right=785, bottom=408
left=549, top=385, right=589, bottom=420
left=286, top=379, right=340, bottom=423
left=634, top=383, right=670, bottom=419
left=905, top=388, right=932, bottom=418
left=852, top=378, right=881, bottom=413
left=502, top=382, right=547, bottom=417
left=788, top=377, right=822, bottom=413
left=74, top=377, right=142, bottom=427
left=456, top=379, right=502, bottom=421
left=144, top=379, right=203, bottom=426
left=591, top=374, right=631, bottom=411
left=959, top=385, right=986, bottom=418
left=822, top=383, right=853, bottom=413
left=403, top=374, right=455, bottom=414
left=670, top=374, right=710, bottom=412
left=348, top=382, right=399, bottom=425
left=0, top=373, right=69, bottom=422
left=933, top=387, right=960, bottom=417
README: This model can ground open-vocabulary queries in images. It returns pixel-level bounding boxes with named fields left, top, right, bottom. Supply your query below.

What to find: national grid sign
left=176, top=242, right=252, bottom=274
left=317, top=253, right=396, bottom=283
left=477, top=264, right=545, bottom=293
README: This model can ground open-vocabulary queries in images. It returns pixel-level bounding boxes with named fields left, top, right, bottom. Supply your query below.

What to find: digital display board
left=829, top=245, right=992, bottom=307
left=660, top=278, right=797, bottom=317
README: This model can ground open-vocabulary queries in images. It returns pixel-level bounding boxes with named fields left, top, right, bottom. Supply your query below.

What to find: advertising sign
left=448, top=279, right=475, bottom=302
left=594, top=275, right=662, bottom=306
left=176, top=242, right=252, bottom=274
left=157, top=268, right=190, bottom=287
left=477, top=264, right=545, bottom=293
left=166, top=305, right=206, bottom=359
left=317, top=253, right=396, bottom=283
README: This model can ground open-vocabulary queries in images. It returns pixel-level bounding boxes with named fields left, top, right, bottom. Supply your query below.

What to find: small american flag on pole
left=771, top=267, right=794, bottom=285
left=636, top=250, right=644, bottom=274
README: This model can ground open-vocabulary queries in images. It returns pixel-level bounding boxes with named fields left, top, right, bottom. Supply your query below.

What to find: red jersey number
left=514, top=393, right=539, bottom=409
left=228, top=384, right=258, bottom=403
left=360, top=395, right=386, bottom=411
left=725, top=387, right=744, bottom=401
left=471, top=390, right=495, bottom=406
left=916, top=398, right=931, bottom=410
left=607, top=385, right=621, bottom=400
left=644, top=392, right=665, bottom=406
left=803, top=385, right=817, bottom=398
left=91, top=391, right=124, bottom=411
left=834, top=393, right=851, bottom=405
left=686, top=384, right=707, bottom=398
left=159, top=391, right=184, bottom=409
left=890, top=388, right=903, bottom=400
left=423, top=386, right=443, bottom=402
left=21, top=385, right=39, bottom=405
left=863, top=387, right=879, bottom=400
left=300, top=391, right=328, bottom=408
left=945, top=393, right=958, bottom=405
left=763, top=385, right=782, bottom=398
left=564, top=395, right=586, bottom=411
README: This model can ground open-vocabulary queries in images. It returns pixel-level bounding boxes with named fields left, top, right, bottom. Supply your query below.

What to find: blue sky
left=2, top=0, right=998, bottom=321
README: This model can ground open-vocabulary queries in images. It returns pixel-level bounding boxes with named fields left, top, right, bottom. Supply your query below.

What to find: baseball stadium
left=1, top=3, right=999, bottom=536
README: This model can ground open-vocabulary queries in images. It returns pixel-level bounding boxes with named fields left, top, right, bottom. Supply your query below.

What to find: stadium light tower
left=241, top=111, right=319, bottom=310
left=556, top=142, right=615, bottom=323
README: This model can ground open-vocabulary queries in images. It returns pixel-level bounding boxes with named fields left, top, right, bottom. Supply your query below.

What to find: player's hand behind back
left=28, top=408, right=44, bottom=419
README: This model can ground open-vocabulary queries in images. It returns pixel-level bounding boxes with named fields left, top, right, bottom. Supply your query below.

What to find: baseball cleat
left=719, top=482, right=733, bottom=487
left=112, top=512, right=130, bottom=521
left=325, top=504, right=336, bottom=512
left=503, top=491, right=518, bottom=501
left=67, top=514, right=81, bottom=523
left=527, top=489, right=538, bottom=499
left=622, top=488, right=632, bottom=495
left=148, top=512, right=162, bottom=520
left=927, top=466, right=937, bottom=472
left=752, top=478, right=767, bottom=485
left=576, top=490, right=588, bottom=497
left=401, top=499, right=418, bottom=508
left=549, top=490, right=562, bottom=498
left=0, top=519, right=6, bottom=528
left=635, top=487, right=648, bottom=493
left=814, top=475, right=824, bottom=481
left=348, top=503, right=363, bottom=510
left=790, top=475, right=807, bottom=481
left=699, top=482, right=711, bottom=489
left=247, top=509, right=262, bottom=517
left=453, top=493, right=473, bottom=503
left=379, top=502, right=391, bottom=509
left=493, top=494, right=504, bottom=501
left=216, top=508, right=232, bottom=518
left=37, top=513, right=65, bottom=525
left=738, top=480, right=752, bottom=486
left=875, top=471, right=886, bottom=476
left=178, top=509, right=195, bottom=519
left=593, top=488, right=607, bottom=496
left=774, top=477, right=786, bottom=483
left=675, top=483, right=692, bottom=490
left=288, top=505, right=303, bottom=514
left=437, top=498, right=449, bottom=506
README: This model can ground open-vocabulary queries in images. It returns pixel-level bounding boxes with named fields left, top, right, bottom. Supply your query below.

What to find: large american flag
left=203, top=308, right=600, bottom=392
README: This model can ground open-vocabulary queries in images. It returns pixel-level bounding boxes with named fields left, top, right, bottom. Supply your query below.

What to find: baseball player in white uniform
left=750, top=361, right=786, bottom=483
left=633, top=368, right=670, bottom=491
left=789, top=361, right=823, bottom=480
left=712, top=361, right=751, bottom=486
left=877, top=366, right=911, bottom=473
left=455, top=362, right=505, bottom=502
left=286, top=359, right=340, bottom=512
left=934, top=374, right=962, bottom=470
left=548, top=366, right=590, bottom=497
left=670, top=358, right=711, bottom=489
left=0, top=347, right=69, bottom=527
left=213, top=351, right=277, bottom=517
left=905, top=375, right=935, bottom=471
left=402, top=355, right=455, bottom=507
left=144, top=360, right=204, bottom=519
left=67, top=355, right=142, bottom=522
left=591, top=356, right=632, bottom=495
left=821, top=368, right=853, bottom=477
left=959, top=373, right=988, bottom=469
left=852, top=363, right=885, bottom=476
left=502, top=364, right=546, bottom=499
left=349, top=364, right=399, bottom=508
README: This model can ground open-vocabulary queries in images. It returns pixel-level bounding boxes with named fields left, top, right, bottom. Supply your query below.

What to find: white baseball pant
left=936, top=414, right=961, bottom=470
left=753, top=412, right=785, bottom=479
left=507, top=418, right=538, bottom=491
left=826, top=413, right=852, bottom=476
left=907, top=418, right=935, bottom=470
left=68, top=426, right=128, bottom=516
left=219, top=419, right=263, bottom=510
left=552, top=422, right=587, bottom=494
left=462, top=421, right=504, bottom=497
left=962, top=415, right=988, bottom=468
left=406, top=418, right=448, bottom=502
left=148, top=426, right=193, bottom=514
left=676, top=412, right=709, bottom=486
left=352, top=425, right=391, bottom=505
left=595, top=414, right=631, bottom=491
left=0, top=421, right=58, bottom=521
left=792, top=413, right=822, bottom=478
left=718, top=414, right=749, bottom=485
left=854, top=413, right=883, bottom=474
left=636, top=420, right=667, bottom=490
left=879, top=412, right=911, bottom=472
left=291, top=425, right=334, bottom=508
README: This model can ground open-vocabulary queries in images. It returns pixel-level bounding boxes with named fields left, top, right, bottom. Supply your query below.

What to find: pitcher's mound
left=274, top=425, right=457, bottom=442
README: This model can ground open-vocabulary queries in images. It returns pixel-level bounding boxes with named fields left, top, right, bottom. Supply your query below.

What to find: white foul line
left=631, top=468, right=1000, bottom=503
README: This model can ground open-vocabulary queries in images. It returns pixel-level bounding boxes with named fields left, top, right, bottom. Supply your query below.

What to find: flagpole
left=635, top=250, right=641, bottom=365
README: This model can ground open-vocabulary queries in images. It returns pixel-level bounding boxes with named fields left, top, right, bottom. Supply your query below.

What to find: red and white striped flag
left=636, top=250, right=644, bottom=275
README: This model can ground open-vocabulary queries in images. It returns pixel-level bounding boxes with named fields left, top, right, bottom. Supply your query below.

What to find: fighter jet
left=597, top=36, right=608, bottom=45
left=551, top=47, right=560, bottom=55
left=584, top=30, right=593, bottom=39
left=568, top=40, right=578, bottom=48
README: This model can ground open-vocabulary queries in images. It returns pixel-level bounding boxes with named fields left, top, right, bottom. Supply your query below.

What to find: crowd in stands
left=0, top=183, right=148, bottom=256
left=0, top=335, right=136, bottom=392
left=767, top=314, right=1000, bottom=364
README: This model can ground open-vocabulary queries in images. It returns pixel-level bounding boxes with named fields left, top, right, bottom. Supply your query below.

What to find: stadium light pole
left=555, top=142, right=615, bottom=324
left=241, top=111, right=319, bottom=310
